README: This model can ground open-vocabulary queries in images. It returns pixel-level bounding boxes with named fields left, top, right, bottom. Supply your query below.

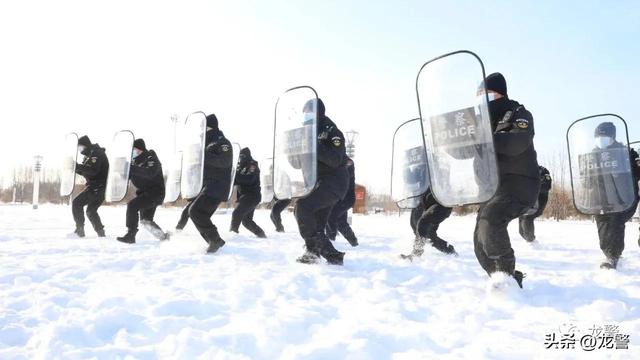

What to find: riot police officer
left=117, top=138, right=168, bottom=244
left=589, top=123, right=640, bottom=269
left=295, top=98, right=349, bottom=265
left=188, top=114, right=234, bottom=253
left=473, top=73, right=540, bottom=288
left=518, top=166, right=552, bottom=242
left=230, top=147, right=267, bottom=238
left=72, top=135, right=109, bottom=237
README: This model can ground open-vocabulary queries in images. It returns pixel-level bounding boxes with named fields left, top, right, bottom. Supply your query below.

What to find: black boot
left=338, top=225, right=358, bottom=247
left=316, top=234, right=345, bottom=265
left=600, top=257, right=618, bottom=270
left=431, top=237, right=457, bottom=256
left=296, top=237, right=321, bottom=264
left=518, top=217, right=535, bottom=242
left=140, top=220, right=169, bottom=241
left=229, top=225, right=239, bottom=234
left=401, top=237, right=427, bottom=260
left=255, top=230, right=267, bottom=239
left=270, top=213, right=285, bottom=233
left=96, top=228, right=106, bottom=237
left=74, top=225, right=86, bottom=238
left=513, top=270, right=525, bottom=289
left=203, top=229, right=225, bottom=254
left=117, top=229, right=137, bottom=244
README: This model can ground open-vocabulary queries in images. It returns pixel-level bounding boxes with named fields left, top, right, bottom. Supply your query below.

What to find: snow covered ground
left=1, top=204, right=639, bottom=359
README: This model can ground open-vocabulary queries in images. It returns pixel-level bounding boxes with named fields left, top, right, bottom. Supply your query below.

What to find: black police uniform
left=117, top=139, right=167, bottom=243
left=325, top=157, right=358, bottom=246
left=518, top=166, right=552, bottom=242
left=230, top=148, right=266, bottom=238
left=72, top=135, right=109, bottom=237
left=271, top=198, right=292, bottom=232
left=294, top=99, right=349, bottom=265
left=404, top=188, right=455, bottom=258
left=188, top=114, right=234, bottom=253
left=473, top=74, right=540, bottom=285
left=594, top=147, right=639, bottom=268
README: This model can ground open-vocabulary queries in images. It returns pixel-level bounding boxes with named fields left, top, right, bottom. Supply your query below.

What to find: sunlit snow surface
left=1, top=204, right=639, bottom=359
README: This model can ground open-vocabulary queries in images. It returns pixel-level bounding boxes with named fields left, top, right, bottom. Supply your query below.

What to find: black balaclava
left=594, top=122, right=616, bottom=139
left=133, top=138, right=147, bottom=151
left=239, top=147, right=252, bottom=164
left=78, top=135, right=92, bottom=148
left=481, top=72, right=510, bottom=128
left=206, top=113, right=219, bottom=131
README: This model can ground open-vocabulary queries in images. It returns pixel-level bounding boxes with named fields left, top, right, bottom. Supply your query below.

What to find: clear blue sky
left=1, top=0, right=639, bottom=192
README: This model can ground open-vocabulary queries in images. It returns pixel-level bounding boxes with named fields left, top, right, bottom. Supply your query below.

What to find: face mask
left=303, top=112, right=315, bottom=124
left=207, top=126, right=214, bottom=131
left=595, top=136, right=613, bottom=149
left=132, top=149, right=143, bottom=159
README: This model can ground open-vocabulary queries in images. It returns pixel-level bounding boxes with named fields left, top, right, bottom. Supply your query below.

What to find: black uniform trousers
left=188, top=191, right=223, bottom=242
left=474, top=174, right=539, bottom=275
left=410, top=200, right=453, bottom=241
left=271, top=199, right=292, bottom=227
left=176, top=199, right=194, bottom=229
left=126, top=191, right=164, bottom=231
left=231, top=193, right=264, bottom=236
left=518, top=191, right=549, bottom=241
left=72, top=188, right=105, bottom=232
left=326, top=196, right=354, bottom=238
left=595, top=199, right=639, bottom=260
left=295, top=185, right=340, bottom=241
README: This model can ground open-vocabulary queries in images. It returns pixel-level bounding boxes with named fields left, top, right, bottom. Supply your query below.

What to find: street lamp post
left=344, top=130, right=358, bottom=159
left=32, top=155, right=43, bottom=209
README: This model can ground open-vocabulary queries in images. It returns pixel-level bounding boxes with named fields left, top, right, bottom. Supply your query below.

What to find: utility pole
left=345, top=130, right=359, bottom=159
left=32, top=155, right=43, bottom=209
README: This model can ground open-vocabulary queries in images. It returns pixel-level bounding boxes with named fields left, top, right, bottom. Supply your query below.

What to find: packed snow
left=1, top=204, right=639, bottom=359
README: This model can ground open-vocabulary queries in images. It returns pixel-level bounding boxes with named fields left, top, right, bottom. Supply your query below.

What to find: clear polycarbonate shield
left=163, top=151, right=182, bottom=203
left=567, top=114, right=636, bottom=215
left=416, top=50, right=499, bottom=207
left=260, top=157, right=274, bottom=203
left=391, top=118, right=429, bottom=209
left=273, top=86, right=318, bottom=199
left=227, top=142, right=241, bottom=201
left=105, top=130, right=135, bottom=202
left=180, top=112, right=207, bottom=200
left=59, top=132, right=79, bottom=197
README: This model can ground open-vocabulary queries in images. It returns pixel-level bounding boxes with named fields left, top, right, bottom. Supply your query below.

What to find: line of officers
left=69, top=111, right=359, bottom=263
left=68, top=72, right=640, bottom=288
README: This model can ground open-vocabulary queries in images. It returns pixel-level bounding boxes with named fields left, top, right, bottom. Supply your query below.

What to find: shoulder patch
left=91, top=157, right=97, bottom=163
left=332, top=136, right=342, bottom=147
left=221, top=144, right=230, bottom=152
left=147, top=161, right=155, bottom=167
left=515, top=118, right=529, bottom=129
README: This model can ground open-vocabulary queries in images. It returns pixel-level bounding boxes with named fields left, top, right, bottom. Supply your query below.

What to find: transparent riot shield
left=180, top=112, right=207, bottom=200
left=59, top=132, right=79, bottom=197
left=273, top=86, right=318, bottom=199
left=416, top=50, right=499, bottom=207
left=391, top=118, right=429, bottom=209
left=105, top=130, right=135, bottom=202
left=163, top=151, right=182, bottom=203
left=227, top=142, right=241, bottom=201
left=260, top=157, right=274, bottom=204
left=567, top=114, right=636, bottom=215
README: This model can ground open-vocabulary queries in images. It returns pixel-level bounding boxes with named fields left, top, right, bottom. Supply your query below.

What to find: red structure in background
left=354, top=184, right=366, bottom=214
